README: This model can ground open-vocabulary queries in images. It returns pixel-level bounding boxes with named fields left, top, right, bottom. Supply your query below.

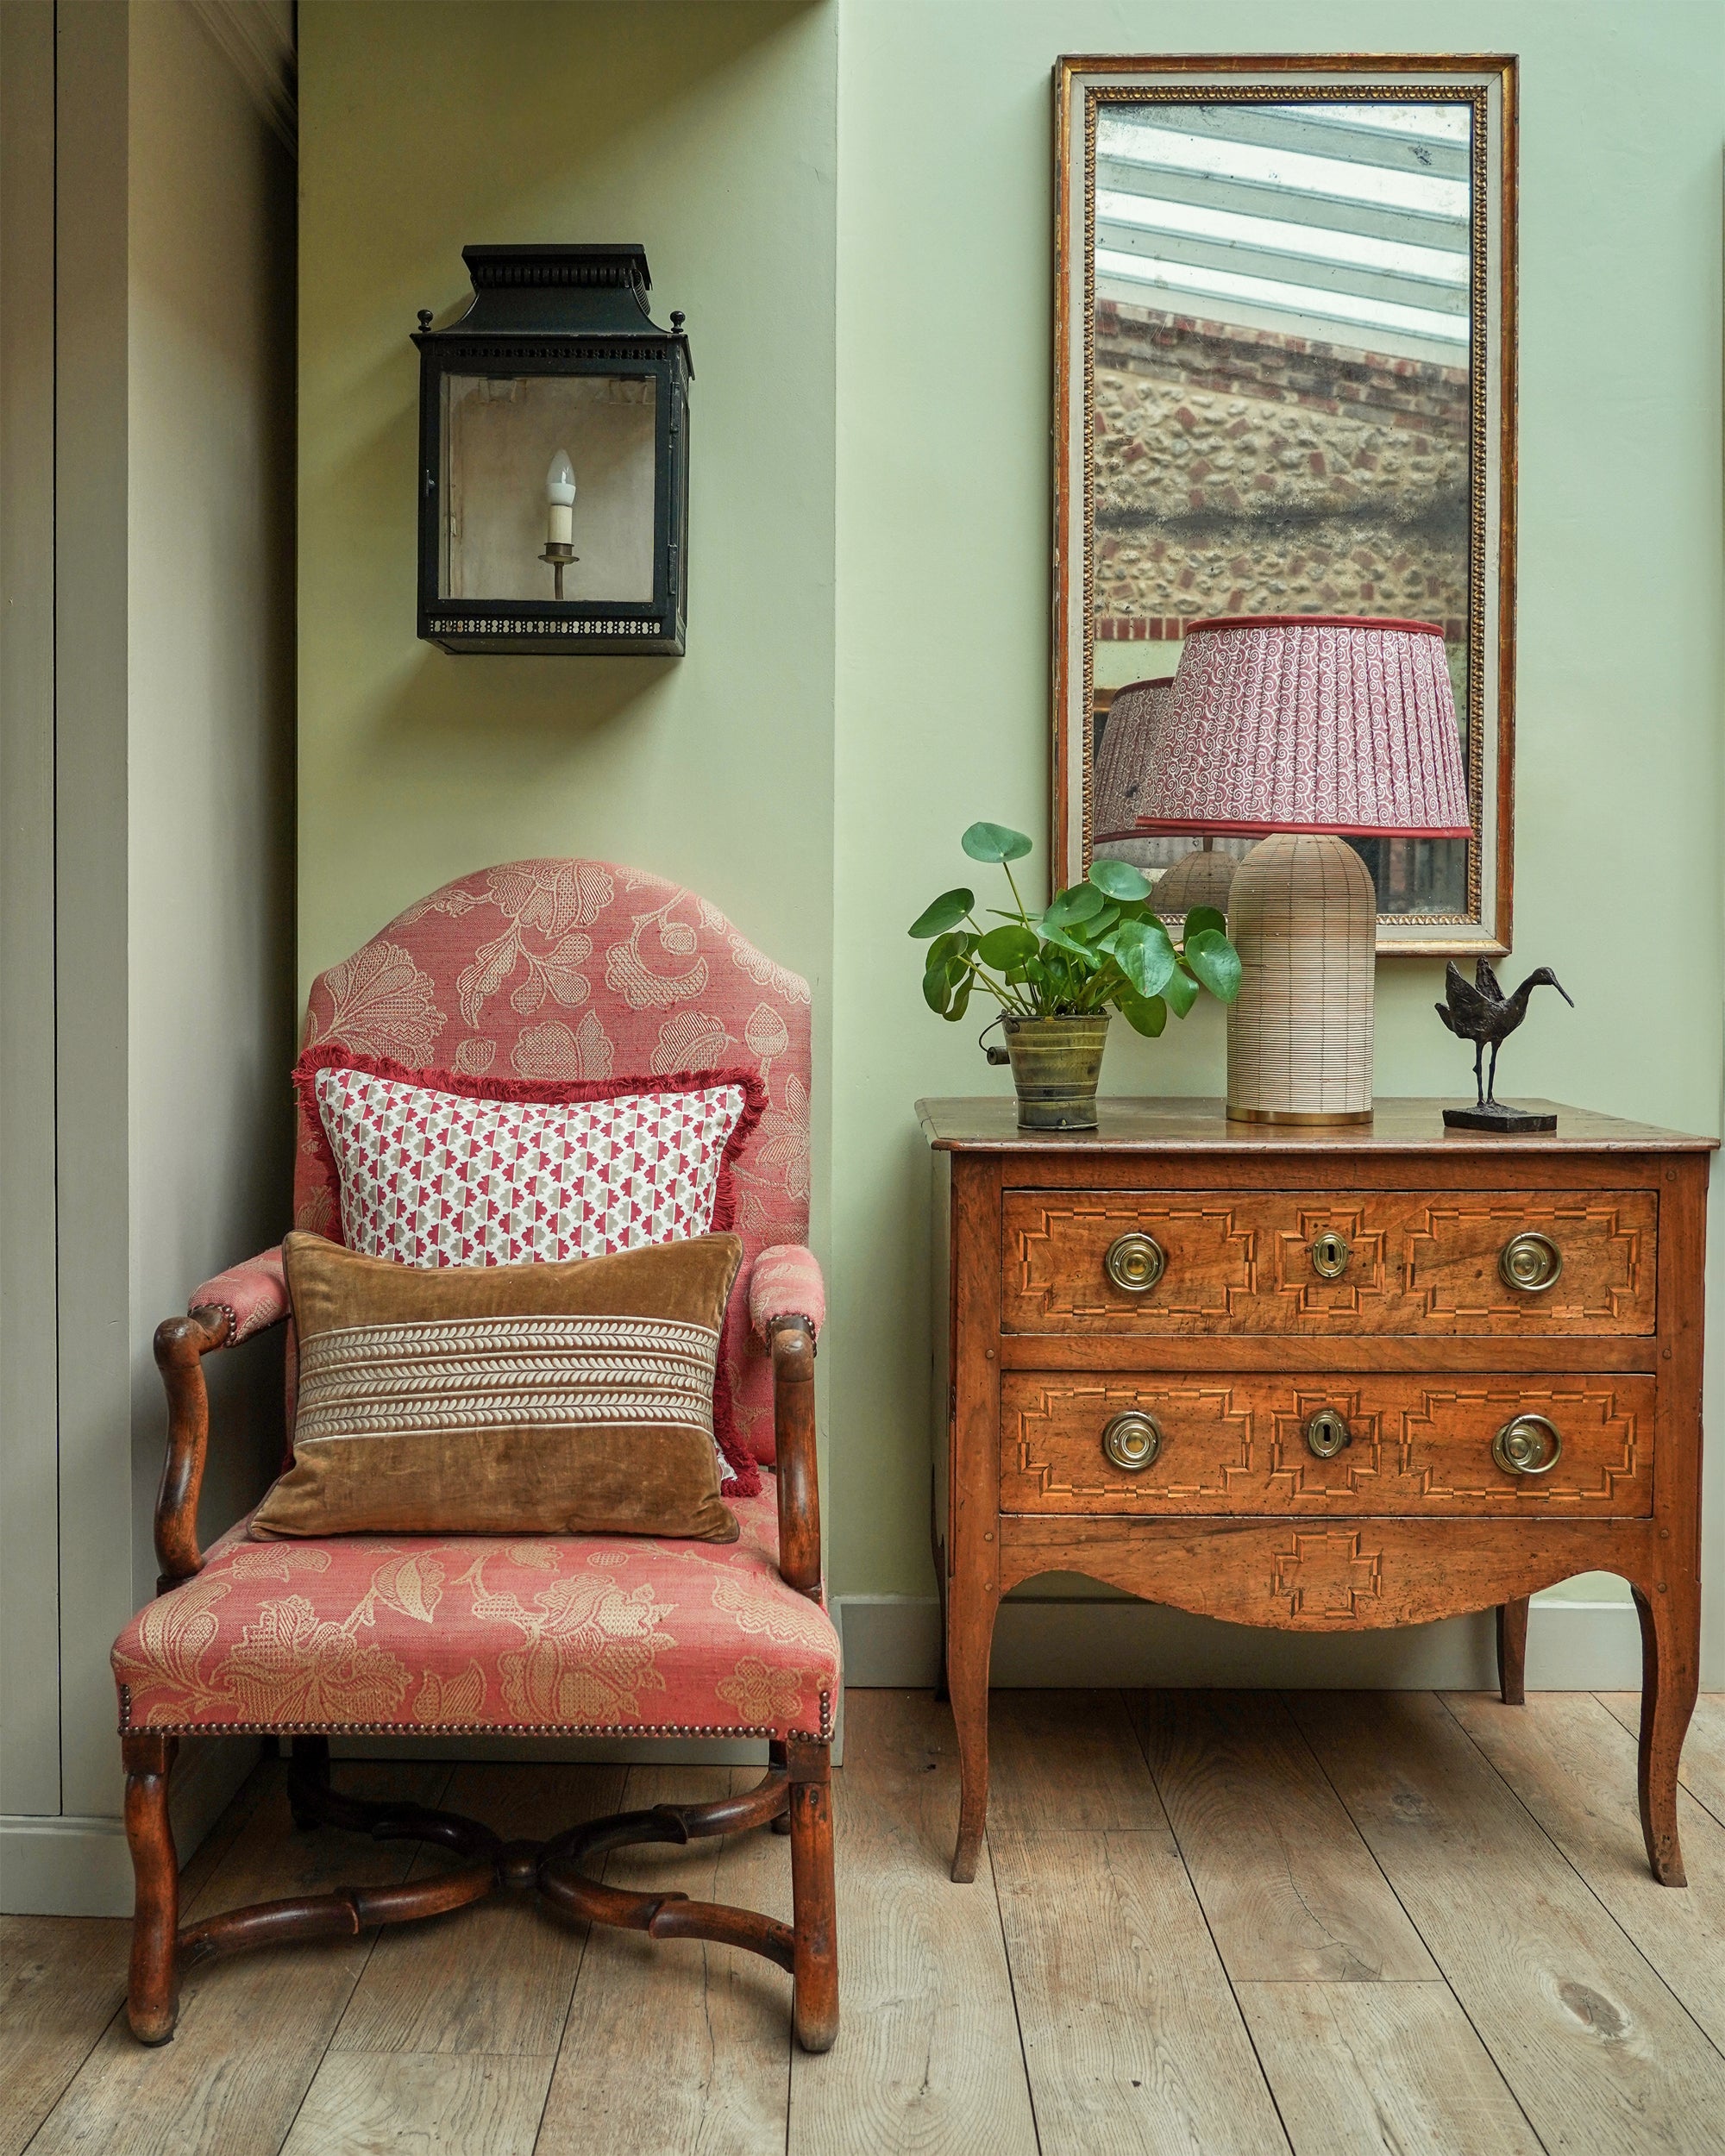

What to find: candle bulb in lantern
left=546, top=449, right=576, bottom=548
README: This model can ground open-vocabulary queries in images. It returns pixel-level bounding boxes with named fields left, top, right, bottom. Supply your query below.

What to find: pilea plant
left=910, top=821, right=1241, bottom=1035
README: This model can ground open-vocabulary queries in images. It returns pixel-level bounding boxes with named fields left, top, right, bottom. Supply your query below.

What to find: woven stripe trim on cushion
left=291, top=1046, right=765, bottom=1492
left=113, top=1489, right=837, bottom=1740
left=254, top=1233, right=740, bottom=1541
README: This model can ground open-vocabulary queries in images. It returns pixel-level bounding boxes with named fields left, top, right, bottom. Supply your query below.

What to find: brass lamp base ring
left=1226, top=1106, right=1375, bottom=1127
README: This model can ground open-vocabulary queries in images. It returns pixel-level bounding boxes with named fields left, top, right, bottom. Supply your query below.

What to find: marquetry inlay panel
left=1001, top=1188, right=1657, bottom=1336
left=1269, top=1529, right=1384, bottom=1621
left=999, top=1371, right=1654, bottom=1516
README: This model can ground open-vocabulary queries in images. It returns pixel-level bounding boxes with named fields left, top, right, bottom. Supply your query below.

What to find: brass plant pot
left=1002, top=1014, right=1110, bottom=1131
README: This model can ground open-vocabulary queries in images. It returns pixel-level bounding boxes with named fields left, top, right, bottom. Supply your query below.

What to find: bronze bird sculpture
left=1437, top=958, right=1573, bottom=1112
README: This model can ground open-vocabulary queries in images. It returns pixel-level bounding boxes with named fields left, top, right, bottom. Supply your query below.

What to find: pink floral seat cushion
left=297, top=861, right=812, bottom=1466
left=113, top=1489, right=837, bottom=1744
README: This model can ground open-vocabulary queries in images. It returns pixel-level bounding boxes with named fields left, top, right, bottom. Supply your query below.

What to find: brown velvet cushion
left=250, top=1231, right=742, bottom=1543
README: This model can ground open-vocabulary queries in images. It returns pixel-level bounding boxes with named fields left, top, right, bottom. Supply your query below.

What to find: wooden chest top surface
left=917, top=1096, right=1716, bottom=1156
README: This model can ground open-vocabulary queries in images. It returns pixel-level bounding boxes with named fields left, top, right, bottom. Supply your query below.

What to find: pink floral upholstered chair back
left=295, top=861, right=811, bottom=1464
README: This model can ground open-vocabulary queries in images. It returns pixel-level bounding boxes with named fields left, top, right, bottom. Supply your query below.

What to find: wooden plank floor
left=7, top=1690, right=1725, bottom=2155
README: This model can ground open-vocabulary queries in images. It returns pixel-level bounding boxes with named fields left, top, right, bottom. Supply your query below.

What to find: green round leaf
left=926, top=930, right=972, bottom=970
left=961, top=821, right=1033, bottom=864
left=1185, top=926, right=1243, bottom=1005
left=1088, top=856, right=1151, bottom=902
left=1119, top=992, right=1168, bottom=1038
left=909, top=887, right=975, bottom=939
left=1044, top=881, right=1107, bottom=927
left=1182, top=906, right=1228, bottom=944
left=977, top=923, right=1040, bottom=968
left=1112, top=917, right=1177, bottom=1000
left=1164, top=965, right=1199, bottom=1019
left=1038, top=921, right=1095, bottom=962
left=922, top=962, right=951, bottom=1015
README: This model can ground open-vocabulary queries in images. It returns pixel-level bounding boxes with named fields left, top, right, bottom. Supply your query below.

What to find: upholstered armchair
left=112, top=862, right=837, bottom=2052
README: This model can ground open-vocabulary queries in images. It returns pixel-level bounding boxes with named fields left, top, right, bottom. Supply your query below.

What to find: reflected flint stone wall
left=1094, top=298, right=1469, bottom=637
left=1092, top=298, right=1471, bottom=912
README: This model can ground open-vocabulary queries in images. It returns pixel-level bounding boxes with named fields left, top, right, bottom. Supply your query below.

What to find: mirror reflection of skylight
left=1098, top=116, right=1469, bottom=220
left=1095, top=248, right=1470, bottom=345
left=1095, top=190, right=1468, bottom=289
left=1283, top=100, right=1471, bottom=143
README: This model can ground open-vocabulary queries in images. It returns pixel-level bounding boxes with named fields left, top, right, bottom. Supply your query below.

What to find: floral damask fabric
left=293, top=862, right=813, bottom=1465
left=749, top=1244, right=826, bottom=1342
left=115, top=1488, right=837, bottom=1741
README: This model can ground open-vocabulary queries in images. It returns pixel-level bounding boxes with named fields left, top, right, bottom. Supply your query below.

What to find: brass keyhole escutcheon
left=1101, top=1411, right=1163, bottom=1472
left=1500, top=1231, right=1563, bottom=1294
left=1309, top=1229, right=1352, bottom=1282
left=1105, top=1232, right=1166, bottom=1294
left=1492, top=1413, right=1563, bottom=1477
left=1304, top=1408, right=1352, bottom=1460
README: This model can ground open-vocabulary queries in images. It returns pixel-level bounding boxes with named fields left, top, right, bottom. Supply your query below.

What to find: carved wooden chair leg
left=1496, top=1598, right=1529, bottom=1705
left=769, top=1741, right=793, bottom=1833
left=122, top=1733, right=181, bottom=2045
left=787, top=1735, right=838, bottom=2053
left=289, top=1734, right=332, bottom=1827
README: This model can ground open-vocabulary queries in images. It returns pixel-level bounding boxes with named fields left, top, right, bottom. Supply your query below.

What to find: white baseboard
left=0, top=1734, right=256, bottom=1917
left=833, top=1593, right=1645, bottom=1692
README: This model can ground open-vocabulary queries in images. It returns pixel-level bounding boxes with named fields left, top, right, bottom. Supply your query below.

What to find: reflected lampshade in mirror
left=1135, top=615, right=1471, bottom=1125
left=1092, top=677, right=1170, bottom=844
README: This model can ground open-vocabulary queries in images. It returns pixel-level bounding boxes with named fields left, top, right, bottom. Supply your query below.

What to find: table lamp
left=1133, top=615, right=1471, bottom=1124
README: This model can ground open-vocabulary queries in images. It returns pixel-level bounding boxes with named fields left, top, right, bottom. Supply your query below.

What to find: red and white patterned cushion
left=310, top=1064, right=751, bottom=1268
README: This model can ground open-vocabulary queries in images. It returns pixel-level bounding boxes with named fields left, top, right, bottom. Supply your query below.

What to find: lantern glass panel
left=440, top=372, right=658, bottom=605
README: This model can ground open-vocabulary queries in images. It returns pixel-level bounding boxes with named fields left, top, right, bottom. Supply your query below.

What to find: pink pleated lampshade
left=1132, top=615, right=1471, bottom=838
left=1093, top=677, right=1171, bottom=843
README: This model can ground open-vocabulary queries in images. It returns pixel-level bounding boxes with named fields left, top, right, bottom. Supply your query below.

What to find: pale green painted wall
left=828, top=0, right=1725, bottom=1665
left=301, top=1, right=1725, bottom=1673
left=297, top=0, right=838, bottom=1146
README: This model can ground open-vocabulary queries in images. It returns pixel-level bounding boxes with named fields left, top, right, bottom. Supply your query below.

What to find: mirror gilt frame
left=1053, top=55, right=1518, bottom=954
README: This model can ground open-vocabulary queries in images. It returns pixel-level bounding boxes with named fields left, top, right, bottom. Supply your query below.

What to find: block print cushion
left=250, top=1232, right=743, bottom=1543
left=292, top=1046, right=764, bottom=1487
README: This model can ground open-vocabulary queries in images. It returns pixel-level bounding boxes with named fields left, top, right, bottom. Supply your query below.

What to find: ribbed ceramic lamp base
left=1226, top=832, right=1375, bottom=1125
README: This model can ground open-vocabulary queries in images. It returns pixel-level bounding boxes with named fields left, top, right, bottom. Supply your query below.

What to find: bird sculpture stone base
left=1443, top=1100, right=1558, bottom=1133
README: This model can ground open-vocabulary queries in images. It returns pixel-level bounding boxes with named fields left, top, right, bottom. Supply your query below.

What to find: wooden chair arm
left=151, top=1305, right=234, bottom=1589
left=771, top=1318, right=821, bottom=1596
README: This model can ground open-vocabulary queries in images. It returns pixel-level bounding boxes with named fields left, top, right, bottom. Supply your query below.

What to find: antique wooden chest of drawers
left=921, top=1097, right=1713, bottom=1885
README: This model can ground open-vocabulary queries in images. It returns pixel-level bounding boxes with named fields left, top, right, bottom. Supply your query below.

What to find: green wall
left=301, top=1, right=1725, bottom=1675
left=298, top=0, right=838, bottom=1167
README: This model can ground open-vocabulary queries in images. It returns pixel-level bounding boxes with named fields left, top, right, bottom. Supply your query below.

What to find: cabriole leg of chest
left=944, top=1155, right=1004, bottom=1883
left=1635, top=1153, right=1709, bottom=1884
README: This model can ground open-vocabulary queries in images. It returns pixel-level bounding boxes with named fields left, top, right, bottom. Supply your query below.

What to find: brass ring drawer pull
left=1304, top=1408, right=1352, bottom=1459
left=1101, top=1411, right=1163, bottom=1472
left=1309, top=1230, right=1352, bottom=1281
left=1500, top=1230, right=1563, bottom=1294
left=1492, top=1414, right=1563, bottom=1477
left=1105, top=1232, right=1166, bottom=1294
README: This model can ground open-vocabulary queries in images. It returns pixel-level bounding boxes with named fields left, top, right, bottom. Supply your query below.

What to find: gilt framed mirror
left=1053, top=56, right=1517, bottom=953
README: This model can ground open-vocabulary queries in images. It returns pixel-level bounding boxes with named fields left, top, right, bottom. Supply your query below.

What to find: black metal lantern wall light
left=413, top=244, right=691, bottom=655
